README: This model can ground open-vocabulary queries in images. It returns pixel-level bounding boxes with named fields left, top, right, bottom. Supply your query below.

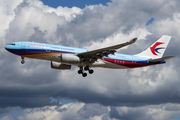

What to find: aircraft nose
left=5, top=45, right=8, bottom=50
left=5, top=45, right=10, bottom=50
left=5, top=45, right=12, bottom=52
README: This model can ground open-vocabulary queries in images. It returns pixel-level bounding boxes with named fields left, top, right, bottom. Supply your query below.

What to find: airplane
left=5, top=35, right=174, bottom=77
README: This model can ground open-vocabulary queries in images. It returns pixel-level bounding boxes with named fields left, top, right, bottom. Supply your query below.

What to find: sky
left=0, top=0, right=180, bottom=120
left=41, top=0, right=111, bottom=8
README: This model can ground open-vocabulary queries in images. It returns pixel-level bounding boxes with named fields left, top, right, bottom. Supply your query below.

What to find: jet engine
left=51, top=61, right=71, bottom=70
left=60, top=54, right=81, bottom=63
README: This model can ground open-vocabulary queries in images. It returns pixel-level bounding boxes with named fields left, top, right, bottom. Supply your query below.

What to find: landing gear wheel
left=78, top=69, right=83, bottom=74
left=21, top=60, right=25, bottom=64
left=89, top=69, right=94, bottom=74
left=78, top=66, right=94, bottom=77
left=84, top=66, right=89, bottom=71
left=21, top=57, right=25, bottom=64
left=82, top=73, right=87, bottom=77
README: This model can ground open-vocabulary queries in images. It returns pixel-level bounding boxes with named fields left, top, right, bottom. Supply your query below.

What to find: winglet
left=130, top=38, right=138, bottom=43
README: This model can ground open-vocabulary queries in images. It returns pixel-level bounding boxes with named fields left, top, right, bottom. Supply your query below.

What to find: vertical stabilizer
left=136, top=35, right=171, bottom=59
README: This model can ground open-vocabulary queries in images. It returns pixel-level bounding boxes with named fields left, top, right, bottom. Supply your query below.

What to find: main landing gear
left=78, top=66, right=94, bottom=77
left=21, top=57, right=25, bottom=64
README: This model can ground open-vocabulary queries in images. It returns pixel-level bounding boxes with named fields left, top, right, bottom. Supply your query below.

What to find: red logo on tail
left=150, top=42, right=164, bottom=55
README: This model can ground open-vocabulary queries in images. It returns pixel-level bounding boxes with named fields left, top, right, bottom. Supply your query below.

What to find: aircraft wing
left=77, top=37, right=137, bottom=61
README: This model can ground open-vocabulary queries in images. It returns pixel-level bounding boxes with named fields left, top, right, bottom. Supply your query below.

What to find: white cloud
left=1, top=103, right=180, bottom=120
left=84, top=27, right=151, bottom=50
left=16, top=103, right=85, bottom=120
left=0, top=0, right=23, bottom=45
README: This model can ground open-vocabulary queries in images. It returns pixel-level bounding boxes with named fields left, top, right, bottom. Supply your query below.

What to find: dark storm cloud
left=2, top=103, right=179, bottom=120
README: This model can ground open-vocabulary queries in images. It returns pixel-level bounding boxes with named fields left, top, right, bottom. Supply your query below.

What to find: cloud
left=0, top=0, right=180, bottom=119
left=1, top=103, right=180, bottom=120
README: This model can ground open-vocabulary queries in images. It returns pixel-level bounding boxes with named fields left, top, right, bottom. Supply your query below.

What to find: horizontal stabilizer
left=148, top=56, right=174, bottom=63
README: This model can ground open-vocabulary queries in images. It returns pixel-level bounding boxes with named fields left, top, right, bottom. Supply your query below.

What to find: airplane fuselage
left=5, top=41, right=165, bottom=69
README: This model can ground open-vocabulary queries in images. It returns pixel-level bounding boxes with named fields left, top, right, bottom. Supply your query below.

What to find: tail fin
left=136, top=35, right=171, bottom=58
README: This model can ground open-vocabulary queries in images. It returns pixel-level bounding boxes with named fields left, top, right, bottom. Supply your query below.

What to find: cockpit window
left=10, top=43, right=16, bottom=45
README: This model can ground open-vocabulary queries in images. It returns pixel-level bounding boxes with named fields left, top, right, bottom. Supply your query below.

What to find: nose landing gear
left=21, top=57, right=25, bottom=64
left=78, top=66, right=94, bottom=77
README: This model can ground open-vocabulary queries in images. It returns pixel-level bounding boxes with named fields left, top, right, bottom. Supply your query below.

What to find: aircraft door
left=21, top=43, right=27, bottom=49
left=132, top=56, right=136, bottom=63
left=46, top=46, right=51, bottom=52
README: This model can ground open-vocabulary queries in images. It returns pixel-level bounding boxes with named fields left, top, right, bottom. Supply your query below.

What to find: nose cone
left=5, top=44, right=19, bottom=55
left=5, top=45, right=10, bottom=50
left=5, top=45, right=14, bottom=52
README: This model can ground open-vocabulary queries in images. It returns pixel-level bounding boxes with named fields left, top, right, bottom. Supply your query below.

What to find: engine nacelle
left=51, top=61, right=71, bottom=70
left=60, top=54, right=81, bottom=63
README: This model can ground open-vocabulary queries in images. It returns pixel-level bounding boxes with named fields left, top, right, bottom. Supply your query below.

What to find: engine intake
left=60, top=54, right=81, bottom=63
left=51, top=61, right=71, bottom=70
